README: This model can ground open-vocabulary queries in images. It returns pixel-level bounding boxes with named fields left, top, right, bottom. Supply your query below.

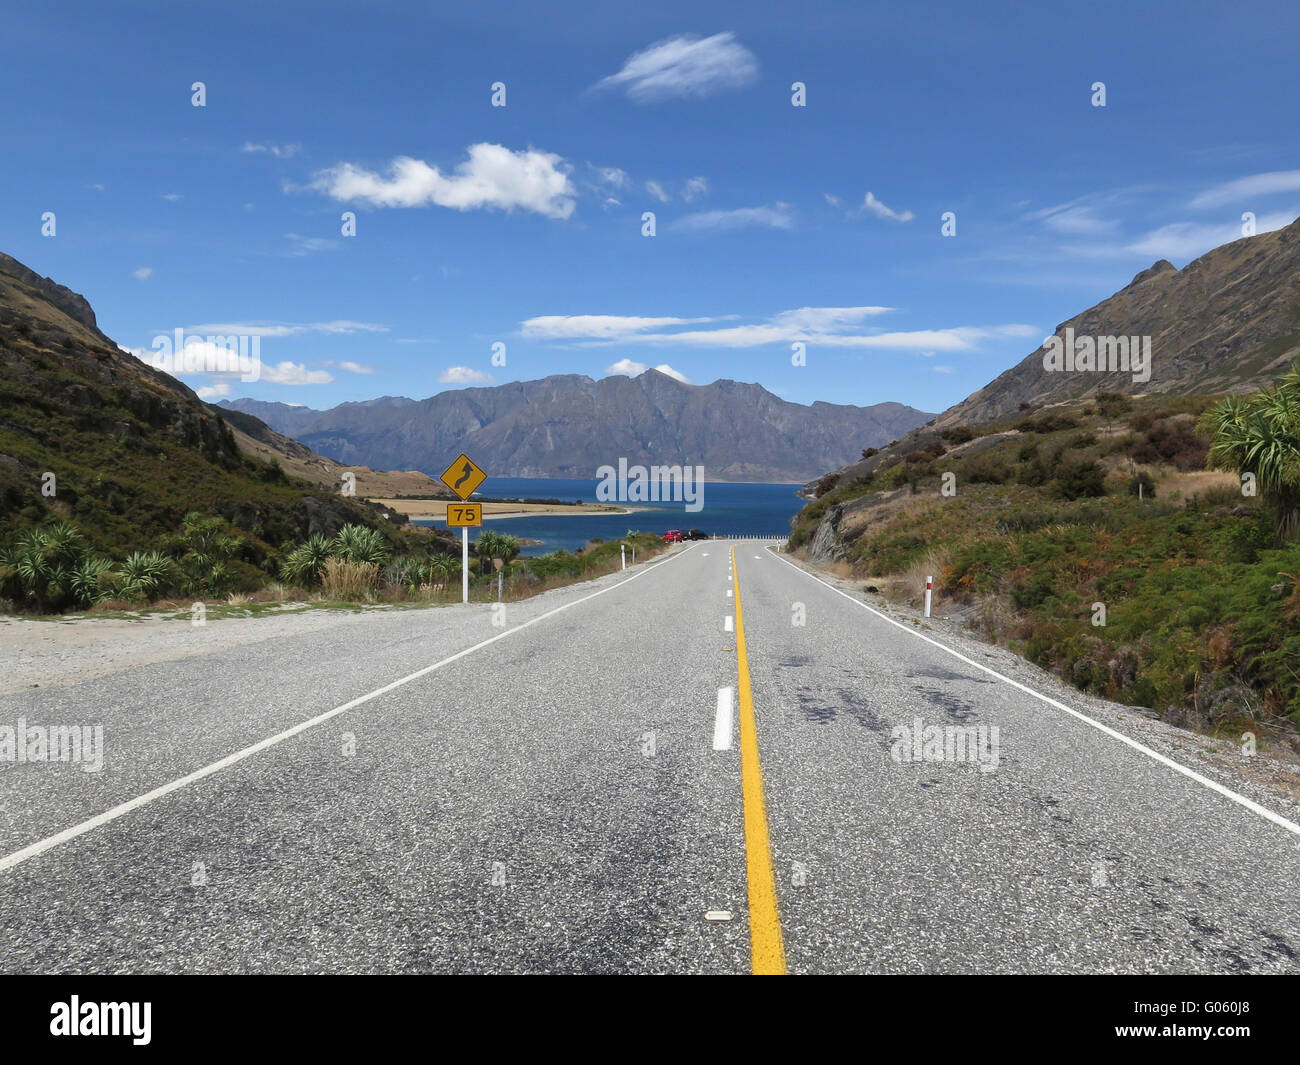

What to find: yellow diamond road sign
left=440, top=453, right=487, bottom=501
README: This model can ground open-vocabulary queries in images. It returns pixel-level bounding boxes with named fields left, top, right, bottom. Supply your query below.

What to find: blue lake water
left=414, top=477, right=807, bottom=556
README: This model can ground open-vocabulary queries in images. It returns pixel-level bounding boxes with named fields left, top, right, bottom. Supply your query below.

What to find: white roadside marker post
left=462, top=527, right=469, bottom=604
left=621, top=544, right=626, bottom=570
left=924, top=575, right=933, bottom=618
left=497, top=569, right=503, bottom=602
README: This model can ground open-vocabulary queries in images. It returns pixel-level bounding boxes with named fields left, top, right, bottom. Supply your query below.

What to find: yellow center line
left=731, top=546, right=787, bottom=975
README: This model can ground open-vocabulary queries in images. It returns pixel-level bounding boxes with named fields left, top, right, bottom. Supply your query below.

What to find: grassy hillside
left=790, top=391, right=1300, bottom=748
left=0, top=251, right=458, bottom=604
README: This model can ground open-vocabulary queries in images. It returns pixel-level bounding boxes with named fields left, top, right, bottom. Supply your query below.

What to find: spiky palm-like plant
left=1204, top=363, right=1300, bottom=542
left=174, top=512, right=241, bottom=596
left=2, top=524, right=91, bottom=611
left=330, top=524, right=387, bottom=566
left=281, top=533, right=332, bottom=588
left=116, top=551, right=176, bottom=603
left=426, top=553, right=456, bottom=590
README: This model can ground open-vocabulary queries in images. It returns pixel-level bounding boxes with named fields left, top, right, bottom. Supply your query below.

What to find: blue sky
left=2, top=0, right=1297, bottom=414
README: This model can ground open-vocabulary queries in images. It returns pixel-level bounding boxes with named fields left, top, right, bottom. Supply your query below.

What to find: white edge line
left=713, top=686, right=735, bottom=750
left=771, top=550, right=1300, bottom=839
left=0, top=544, right=701, bottom=874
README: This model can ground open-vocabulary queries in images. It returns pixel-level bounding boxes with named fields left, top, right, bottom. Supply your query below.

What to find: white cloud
left=682, top=176, right=709, bottom=202
left=589, top=165, right=630, bottom=189
left=861, top=191, right=914, bottom=223
left=438, top=366, right=495, bottom=385
left=259, top=361, right=334, bottom=385
left=132, top=267, right=153, bottom=280
left=1189, top=170, right=1300, bottom=209
left=823, top=193, right=840, bottom=208
left=187, top=320, right=388, bottom=337
left=932, top=365, right=954, bottom=374
left=602, top=197, right=622, bottom=210
left=646, top=179, right=671, bottom=203
left=594, top=32, right=758, bottom=102
left=307, top=144, right=576, bottom=219
left=318, top=359, right=377, bottom=374
left=672, top=204, right=794, bottom=231
left=242, top=142, right=301, bottom=159
left=605, top=358, right=691, bottom=383
left=161, top=193, right=183, bottom=202
left=195, top=382, right=233, bottom=399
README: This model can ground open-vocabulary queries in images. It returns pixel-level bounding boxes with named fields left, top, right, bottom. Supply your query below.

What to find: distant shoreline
left=368, top=498, right=641, bottom=521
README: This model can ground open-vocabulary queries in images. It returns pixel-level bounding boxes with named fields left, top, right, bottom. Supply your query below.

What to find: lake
left=414, top=476, right=807, bottom=556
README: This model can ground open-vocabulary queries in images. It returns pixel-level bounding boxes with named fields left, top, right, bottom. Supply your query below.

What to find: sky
left=2, top=0, right=1297, bottom=415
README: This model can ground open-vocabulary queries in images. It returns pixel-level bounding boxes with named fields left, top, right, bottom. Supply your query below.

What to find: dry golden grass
left=888, top=548, right=954, bottom=605
left=320, top=559, right=379, bottom=600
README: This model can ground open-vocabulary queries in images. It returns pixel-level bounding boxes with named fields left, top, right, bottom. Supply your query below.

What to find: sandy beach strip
left=365, top=498, right=639, bottom=520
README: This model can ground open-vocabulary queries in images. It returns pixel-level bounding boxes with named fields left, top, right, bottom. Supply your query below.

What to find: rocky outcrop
left=807, top=503, right=848, bottom=563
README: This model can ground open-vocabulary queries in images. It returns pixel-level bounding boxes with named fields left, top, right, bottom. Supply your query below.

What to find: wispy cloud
left=523, top=306, right=1035, bottom=352
left=522, top=315, right=721, bottom=340
left=860, top=191, right=914, bottom=223
left=242, top=141, right=301, bottom=159
left=606, top=358, right=691, bottom=383
left=285, top=233, right=339, bottom=256
left=132, top=266, right=153, bottom=280
left=594, top=32, right=758, bottom=102
left=646, top=179, right=671, bottom=204
left=319, top=360, right=377, bottom=375
left=682, top=176, right=709, bottom=202
left=672, top=204, right=794, bottom=232
left=186, top=320, right=388, bottom=337
left=1025, top=202, right=1117, bottom=235
left=1189, top=170, right=1300, bottom=209
left=305, top=144, right=576, bottom=219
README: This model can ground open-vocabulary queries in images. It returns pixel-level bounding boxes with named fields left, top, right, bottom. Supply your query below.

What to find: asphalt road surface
left=2, top=541, right=1299, bottom=974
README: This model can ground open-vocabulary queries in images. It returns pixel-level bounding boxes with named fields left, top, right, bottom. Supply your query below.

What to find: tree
left=1204, top=363, right=1300, bottom=542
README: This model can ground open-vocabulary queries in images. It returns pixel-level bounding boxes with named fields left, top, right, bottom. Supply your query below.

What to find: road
left=2, top=541, right=1299, bottom=974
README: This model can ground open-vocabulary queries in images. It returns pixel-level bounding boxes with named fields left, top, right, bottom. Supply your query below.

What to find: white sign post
left=924, top=575, right=933, bottom=618
left=462, top=527, right=469, bottom=603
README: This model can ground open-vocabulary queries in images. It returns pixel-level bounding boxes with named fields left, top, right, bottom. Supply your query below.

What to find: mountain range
left=220, top=377, right=932, bottom=483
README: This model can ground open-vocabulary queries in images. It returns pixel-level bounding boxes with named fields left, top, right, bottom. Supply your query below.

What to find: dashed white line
left=713, top=687, right=735, bottom=750
left=724, top=615, right=734, bottom=633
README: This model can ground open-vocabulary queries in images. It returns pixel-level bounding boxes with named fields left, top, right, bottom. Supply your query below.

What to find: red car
left=662, top=529, right=684, bottom=543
